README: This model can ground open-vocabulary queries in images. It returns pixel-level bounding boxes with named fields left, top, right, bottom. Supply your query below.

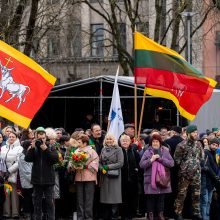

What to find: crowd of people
left=0, top=122, right=219, bottom=220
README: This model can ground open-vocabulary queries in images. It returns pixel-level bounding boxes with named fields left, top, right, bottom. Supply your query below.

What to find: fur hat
left=186, top=125, right=197, bottom=134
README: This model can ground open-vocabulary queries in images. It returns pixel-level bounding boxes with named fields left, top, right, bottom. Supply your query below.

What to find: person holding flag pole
left=107, top=66, right=124, bottom=140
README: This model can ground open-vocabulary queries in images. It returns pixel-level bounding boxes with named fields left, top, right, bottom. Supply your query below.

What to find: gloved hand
left=102, top=165, right=108, bottom=171
left=4, top=171, right=10, bottom=181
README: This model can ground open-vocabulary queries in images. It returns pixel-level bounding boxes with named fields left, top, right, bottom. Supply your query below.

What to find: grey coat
left=18, top=153, right=33, bottom=189
left=100, top=145, right=124, bottom=204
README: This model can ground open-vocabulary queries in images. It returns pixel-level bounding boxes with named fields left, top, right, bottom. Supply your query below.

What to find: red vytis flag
left=134, top=32, right=217, bottom=121
left=0, top=40, right=56, bottom=128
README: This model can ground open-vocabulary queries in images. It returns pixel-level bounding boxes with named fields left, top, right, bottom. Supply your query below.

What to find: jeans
left=200, top=188, right=213, bottom=220
left=33, top=185, right=55, bottom=220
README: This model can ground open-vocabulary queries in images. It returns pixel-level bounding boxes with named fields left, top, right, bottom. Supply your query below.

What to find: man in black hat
left=165, top=126, right=183, bottom=157
left=124, top=123, right=135, bottom=139
left=174, top=125, right=203, bottom=220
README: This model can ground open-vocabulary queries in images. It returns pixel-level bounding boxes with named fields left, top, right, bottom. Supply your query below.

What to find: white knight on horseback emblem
left=0, top=58, right=30, bottom=109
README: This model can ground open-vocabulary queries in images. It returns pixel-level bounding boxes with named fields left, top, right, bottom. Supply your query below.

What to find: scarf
left=151, top=160, right=165, bottom=190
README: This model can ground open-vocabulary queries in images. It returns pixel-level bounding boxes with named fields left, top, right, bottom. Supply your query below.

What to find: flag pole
left=138, top=91, right=146, bottom=139
left=134, top=28, right=138, bottom=139
left=134, top=83, right=138, bottom=138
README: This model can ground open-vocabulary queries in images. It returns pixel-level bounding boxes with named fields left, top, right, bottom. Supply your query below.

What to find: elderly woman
left=140, top=134, right=174, bottom=220
left=0, top=131, right=23, bottom=218
left=120, top=134, right=140, bottom=220
left=99, top=133, right=124, bottom=220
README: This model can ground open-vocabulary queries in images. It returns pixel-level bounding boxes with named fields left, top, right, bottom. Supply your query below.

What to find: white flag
left=108, top=66, right=124, bottom=140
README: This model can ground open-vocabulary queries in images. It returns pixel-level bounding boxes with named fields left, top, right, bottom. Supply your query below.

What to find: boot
left=148, top=212, right=153, bottom=220
left=158, top=211, right=165, bottom=220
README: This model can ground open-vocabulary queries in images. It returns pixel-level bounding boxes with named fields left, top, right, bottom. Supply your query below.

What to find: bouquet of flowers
left=54, top=152, right=65, bottom=169
left=71, top=151, right=90, bottom=169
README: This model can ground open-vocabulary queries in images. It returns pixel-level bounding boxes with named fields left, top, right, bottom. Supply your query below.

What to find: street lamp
left=181, top=11, right=197, bottom=64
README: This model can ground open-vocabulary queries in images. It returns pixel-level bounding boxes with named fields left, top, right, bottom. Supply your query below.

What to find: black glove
left=4, top=171, right=10, bottom=181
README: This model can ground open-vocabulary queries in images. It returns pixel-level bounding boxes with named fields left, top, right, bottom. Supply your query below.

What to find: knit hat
left=210, top=138, right=219, bottom=145
left=186, top=125, right=197, bottom=134
left=212, top=128, right=219, bottom=133
left=36, top=126, right=45, bottom=132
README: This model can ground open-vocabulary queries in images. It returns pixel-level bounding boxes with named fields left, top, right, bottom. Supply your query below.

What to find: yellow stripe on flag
left=0, top=105, right=31, bottom=128
left=144, top=87, right=195, bottom=121
left=0, top=40, right=56, bottom=85
left=134, top=32, right=185, bottom=62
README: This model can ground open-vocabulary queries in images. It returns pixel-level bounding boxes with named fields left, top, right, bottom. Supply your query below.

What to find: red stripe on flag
left=135, top=67, right=210, bottom=95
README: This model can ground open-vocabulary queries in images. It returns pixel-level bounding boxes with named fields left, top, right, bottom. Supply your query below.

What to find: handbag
left=156, top=167, right=170, bottom=188
left=107, top=169, right=119, bottom=177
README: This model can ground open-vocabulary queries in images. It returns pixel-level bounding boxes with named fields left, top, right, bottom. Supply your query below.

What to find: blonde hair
left=45, top=128, right=57, bottom=140
left=2, top=126, right=13, bottom=136
left=120, top=134, right=131, bottom=142
left=103, top=133, right=117, bottom=146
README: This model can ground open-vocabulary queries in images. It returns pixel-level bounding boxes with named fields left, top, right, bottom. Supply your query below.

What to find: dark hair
left=91, top=123, right=101, bottom=131
left=59, top=135, right=70, bottom=144
left=149, top=134, right=162, bottom=146
left=22, top=140, right=32, bottom=150
left=36, top=131, right=46, bottom=136
left=77, top=134, right=89, bottom=145
left=20, top=129, right=30, bottom=141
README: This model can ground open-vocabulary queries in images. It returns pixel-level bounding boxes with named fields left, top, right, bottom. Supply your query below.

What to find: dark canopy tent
left=31, top=76, right=183, bottom=133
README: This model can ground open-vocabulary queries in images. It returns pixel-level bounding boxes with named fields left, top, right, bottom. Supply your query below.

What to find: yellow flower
left=4, top=183, right=12, bottom=192
left=102, top=169, right=107, bottom=174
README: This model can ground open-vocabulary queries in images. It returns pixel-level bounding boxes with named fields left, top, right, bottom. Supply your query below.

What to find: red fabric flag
left=0, top=40, right=56, bottom=128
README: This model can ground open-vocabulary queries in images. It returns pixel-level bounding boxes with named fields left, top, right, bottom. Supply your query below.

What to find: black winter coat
left=121, top=147, right=140, bottom=184
left=165, top=135, right=183, bottom=157
left=25, top=146, right=58, bottom=185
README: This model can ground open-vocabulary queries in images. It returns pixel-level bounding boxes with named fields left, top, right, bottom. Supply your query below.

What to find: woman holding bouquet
left=99, top=133, right=124, bottom=220
left=70, top=134, right=99, bottom=220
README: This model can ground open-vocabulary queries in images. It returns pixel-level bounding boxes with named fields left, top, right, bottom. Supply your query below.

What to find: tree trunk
left=24, top=0, right=40, bottom=56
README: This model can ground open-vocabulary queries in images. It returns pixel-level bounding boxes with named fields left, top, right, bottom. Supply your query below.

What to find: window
left=30, top=38, right=40, bottom=59
left=136, top=22, right=149, bottom=36
left=47, top=36, right=60, bottom=57
left=70, top=24, right=82, bottom=57
left=91, top=24, right=104, bottom=57
left=113, top=23, right=126, bottom=56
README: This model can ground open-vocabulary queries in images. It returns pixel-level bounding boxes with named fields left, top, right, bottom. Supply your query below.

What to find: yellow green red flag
left=134, top=31, right=217, bottom=120
left=0, top=40, right=56, bottom=128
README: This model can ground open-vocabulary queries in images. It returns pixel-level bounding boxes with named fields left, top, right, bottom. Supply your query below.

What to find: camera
left=35, top=139, right=43, bottom=149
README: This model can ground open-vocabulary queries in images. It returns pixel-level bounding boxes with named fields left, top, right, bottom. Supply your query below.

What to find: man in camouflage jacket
left=174, top=125, right=203, bottom=220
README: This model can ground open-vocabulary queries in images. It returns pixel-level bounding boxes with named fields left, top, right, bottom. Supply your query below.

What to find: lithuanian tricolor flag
left=0, top=40, right=56, bottom=128
left=134, top=31, right=217, bottom=120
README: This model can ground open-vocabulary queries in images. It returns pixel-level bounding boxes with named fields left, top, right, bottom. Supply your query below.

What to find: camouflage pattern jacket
left=174, top=139, right=203, bottom=180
